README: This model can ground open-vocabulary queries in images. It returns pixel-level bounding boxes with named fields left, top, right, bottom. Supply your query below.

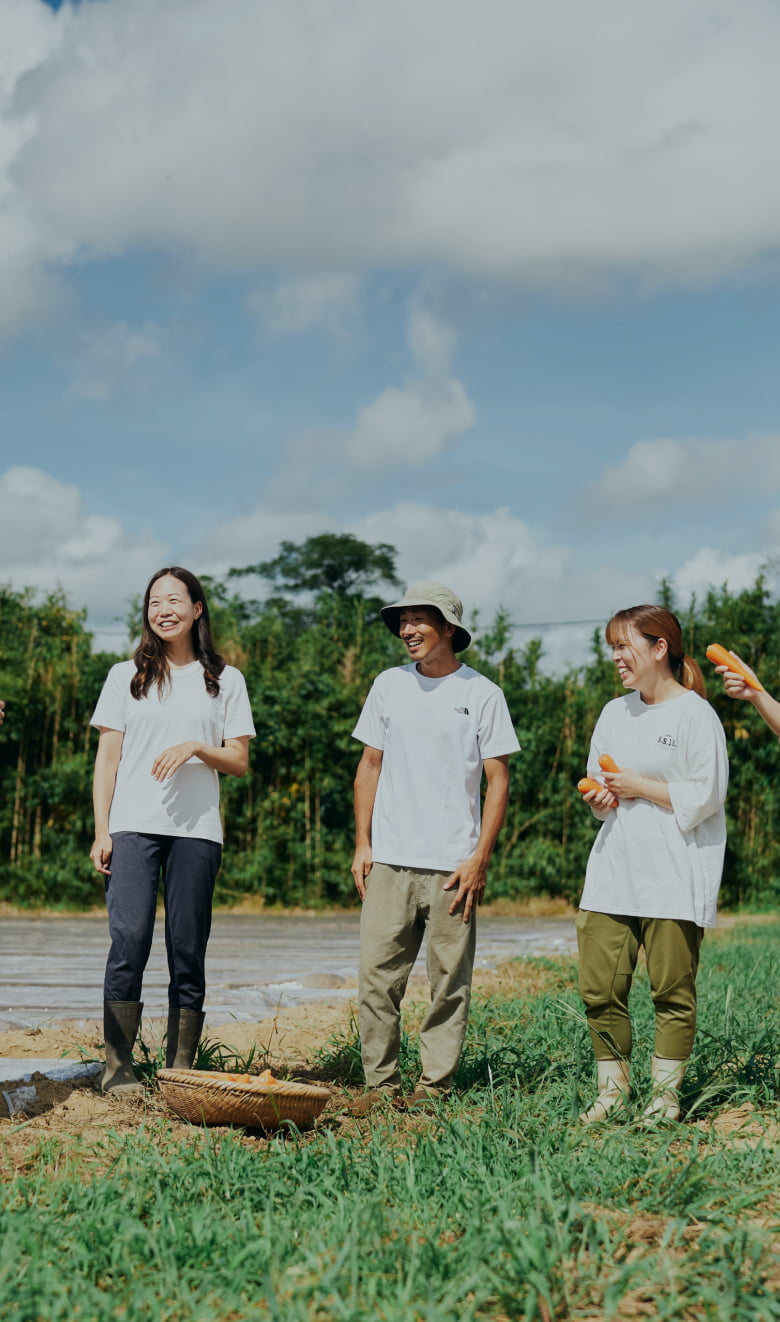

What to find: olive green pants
left=576, top=910, right=703, bottom=1060
left=358, top=863, right=477, bottom=1091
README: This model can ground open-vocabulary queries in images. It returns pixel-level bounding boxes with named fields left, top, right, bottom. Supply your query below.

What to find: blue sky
left=3, top=0, right=780, bottom=666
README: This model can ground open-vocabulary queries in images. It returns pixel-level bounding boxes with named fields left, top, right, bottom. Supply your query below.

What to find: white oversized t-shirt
left=91, top=660, right=255, bottom=843
left=352, top=663, right=520, bottom=872
left=579, top=688, right=728, bottom=928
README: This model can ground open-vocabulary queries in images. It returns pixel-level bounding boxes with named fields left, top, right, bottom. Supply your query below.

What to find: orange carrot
left=598, top=754, right=621, bottom=773
left=578, top=777, right=617, bottom=806
left=705, top=644, right=764, bottom=692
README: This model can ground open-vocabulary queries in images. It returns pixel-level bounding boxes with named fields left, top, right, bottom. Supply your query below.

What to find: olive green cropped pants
left=576, top=910, right=704, bottom=1060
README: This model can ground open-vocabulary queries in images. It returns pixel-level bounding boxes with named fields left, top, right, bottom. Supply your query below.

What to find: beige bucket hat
left=380, top=582, right=472, bottom=653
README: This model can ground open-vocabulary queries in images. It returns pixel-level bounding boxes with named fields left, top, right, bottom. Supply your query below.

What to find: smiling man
left=348, top=582, right=520, bottom=1114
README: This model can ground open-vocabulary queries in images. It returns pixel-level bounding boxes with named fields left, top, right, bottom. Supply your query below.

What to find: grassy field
left=2, top=923, right=780, bottom=1320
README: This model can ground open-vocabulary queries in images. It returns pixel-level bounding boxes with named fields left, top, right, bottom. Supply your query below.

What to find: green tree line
left=1, top=538, right=779, bottom=910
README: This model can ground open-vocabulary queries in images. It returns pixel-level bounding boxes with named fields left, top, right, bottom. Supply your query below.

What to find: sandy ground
left=0, top=956, right=563, bottom=1076
left=0, top=924, right=776, bottom=1173
left=0, top=959, right=567, bottom=1169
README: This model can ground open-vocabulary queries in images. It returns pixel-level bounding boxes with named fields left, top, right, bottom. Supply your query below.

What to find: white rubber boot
left=579, top=1058, right=630, bottom=1124
left=642, top=1056, right=687, bottom=1123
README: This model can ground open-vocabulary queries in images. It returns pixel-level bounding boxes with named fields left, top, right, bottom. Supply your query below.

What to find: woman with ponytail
left=577, top=605, right=728, bottom=1125
left=89, top=568, right=255, bottom=1095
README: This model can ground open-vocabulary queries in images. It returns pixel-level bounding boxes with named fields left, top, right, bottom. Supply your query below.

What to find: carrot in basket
left=598, top=754, right=621, bottom=773
left=705, top=644, right=764, bottom=692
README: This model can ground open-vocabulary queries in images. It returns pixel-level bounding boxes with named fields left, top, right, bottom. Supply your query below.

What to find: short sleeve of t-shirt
left=477, top=688, right=520, bottom=760
left=220, top=669, right=256, bottom=741
left=352, top=681, right=386, bottom=750
left=91, top=662, right=132, bottom=732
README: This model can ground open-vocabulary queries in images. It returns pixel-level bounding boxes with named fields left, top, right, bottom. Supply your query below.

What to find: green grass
left=71, top=1026, right=273, bottom=1085
left=3, top=923, right=780, bottom=1320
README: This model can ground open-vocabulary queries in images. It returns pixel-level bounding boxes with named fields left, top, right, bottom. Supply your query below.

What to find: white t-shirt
left=91, top=660, right=255, bottom=843
left=579, top=688, right=728, bottom=928
left=352, top=662, right=520, bottom=872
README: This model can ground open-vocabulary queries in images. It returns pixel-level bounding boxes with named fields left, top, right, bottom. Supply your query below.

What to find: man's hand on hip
left=444, top=855, right=488, bottom=923
left=351, top=845, right=374, bottom=901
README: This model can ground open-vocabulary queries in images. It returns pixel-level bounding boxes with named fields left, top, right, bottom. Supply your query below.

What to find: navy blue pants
left=103, top=832, right=222, bottom=1011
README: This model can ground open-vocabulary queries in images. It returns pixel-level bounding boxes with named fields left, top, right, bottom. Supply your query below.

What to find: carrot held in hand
left=598, top=754, right=621, bottom=773
left=705, top=644, right=764, bottom=692
left=578, top=777, right=618, bottom=807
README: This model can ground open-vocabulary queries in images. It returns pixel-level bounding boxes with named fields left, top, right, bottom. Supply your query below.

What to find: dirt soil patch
left=0, top=928, right=771, bottom=1174
left=0, top=960, right=572, bottom=1170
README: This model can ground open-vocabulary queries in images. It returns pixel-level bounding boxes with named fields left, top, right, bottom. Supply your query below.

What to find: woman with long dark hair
left=90, top=567, right=255, bottom=1095
left=577, top=605, right=728, bottom=1124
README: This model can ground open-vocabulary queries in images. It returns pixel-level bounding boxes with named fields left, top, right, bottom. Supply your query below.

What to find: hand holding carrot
left=706, top=644, right=763, bottom=699
left=577, top=777, right=617, bottom=810
left=597, top=753, right=647, bottom=803
left=578, top=753, right=623, bottom=808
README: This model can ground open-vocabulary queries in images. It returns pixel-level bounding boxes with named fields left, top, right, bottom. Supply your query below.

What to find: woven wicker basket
left=157, top=1069, right=331, bottom=1130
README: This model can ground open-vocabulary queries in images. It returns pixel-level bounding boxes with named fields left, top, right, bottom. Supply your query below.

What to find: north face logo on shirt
left=454, top=707, right=469, bottom=716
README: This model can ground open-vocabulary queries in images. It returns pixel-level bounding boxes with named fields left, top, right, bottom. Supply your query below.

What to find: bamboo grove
left=1, top=536, right=779, bottom=910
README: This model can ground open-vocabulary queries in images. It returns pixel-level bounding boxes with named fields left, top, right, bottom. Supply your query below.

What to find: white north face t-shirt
left=352, top=662, right=520, bottom=872
left=579, top=688, right=728, bottom=928
left=91, top=660, right=255, bottom=843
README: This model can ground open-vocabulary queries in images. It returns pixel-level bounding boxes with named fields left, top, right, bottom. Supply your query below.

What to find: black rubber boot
left=102, top=1000, right=144, bottom=1097
left=166, top=1007, right=205, bottom=1070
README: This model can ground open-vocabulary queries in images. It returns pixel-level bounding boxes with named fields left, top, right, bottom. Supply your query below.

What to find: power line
left=510, top=618, right=604, bottom=631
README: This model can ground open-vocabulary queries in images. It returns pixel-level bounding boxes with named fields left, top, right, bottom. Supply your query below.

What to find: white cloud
left=672, top=547, right=771, bottom=602
left=249, top=272, right=360, bottom=338
left=66, top=320, right=162, bottom=401
left=346, top=304, right=475, bottom=468
left=203, top=485, right=748, bottom=669
left=351, top=501, right=654, bottom=671
left=194, top=491, right=658, bottom=669
left=0, top=465, right=84, bottom=563
left=257, top=302, right=475, bottom=495
left=762, top=507, right=780, bottom=545
left=587, top=434, right=780, bottom=515
left=347, top=377, right=474, bottom=470
left=406, top=304, right=456, bottom=378
left=0, top=0, right=71, bottom=335
left=6, top=463, right=779, bottom=670
left=0, top=466, right=166, bottom=640
left=199, top=507, right=328, bottom=572
left=3, top=0, right=780, bottom=336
